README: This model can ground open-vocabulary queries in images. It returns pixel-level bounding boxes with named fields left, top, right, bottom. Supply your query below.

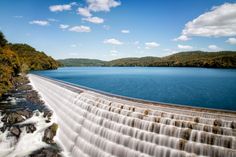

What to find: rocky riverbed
left=0, top=75, right=62, bottom=157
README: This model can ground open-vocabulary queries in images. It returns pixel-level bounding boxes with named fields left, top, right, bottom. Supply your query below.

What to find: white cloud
left=69, top=25, right=91, bottom=32
left=87, top=0, right=121, bottom=12
left=104, top=38, right=123, bottom=45
left=59, top=24, right=69, bottom=29
left=29, top=20, right=49, bottom=26
left=226, top=37, right=236, bottom=45
left=121, top=30, right=130, bottom=34
left=49, top=2, right=76, bottom=12
left=145, top=42, right=160, bottom=49
left=77, top=7, right=92, bottom=17
left=175, top=3, right=236, bottom=41
left=208, top=45, right=221, bottom=51
left=174, top=35, right=190, bottom=41
left=178, top=44, right=193, bottom=50
left=83, top=16, right=104, bottom=24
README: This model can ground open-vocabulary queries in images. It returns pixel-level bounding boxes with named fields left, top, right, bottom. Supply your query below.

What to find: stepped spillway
left=28, top=74, right=236, bottom=157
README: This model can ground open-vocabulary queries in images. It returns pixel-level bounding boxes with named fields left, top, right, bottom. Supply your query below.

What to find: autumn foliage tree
left=0, top=31, right=59, bottom=96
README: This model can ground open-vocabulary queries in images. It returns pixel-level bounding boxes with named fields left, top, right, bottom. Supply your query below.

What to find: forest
left=0, top=31, right=59, bottom=96
left=59, top=51, right=236, bottom=68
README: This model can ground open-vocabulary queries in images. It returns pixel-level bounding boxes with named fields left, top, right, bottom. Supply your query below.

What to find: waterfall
left=28, top=74, right=236, bottom=157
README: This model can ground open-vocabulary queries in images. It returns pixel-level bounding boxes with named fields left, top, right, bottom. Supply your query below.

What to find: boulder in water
left=2, top=112, right=25, bottom=124
left=10, top=126, right=21, bottom=137
left=16, top=109, right=33, bottom=119
left=25, top=124, right=36, bottom=133
left=43, top=123, right=58, bottom=144
left=30, top=147, right=61, bottom=157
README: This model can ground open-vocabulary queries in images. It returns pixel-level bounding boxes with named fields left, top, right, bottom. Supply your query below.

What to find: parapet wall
left=29, top=74, right=236, bottom=157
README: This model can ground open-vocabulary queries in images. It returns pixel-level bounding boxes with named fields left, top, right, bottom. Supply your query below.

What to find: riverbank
left=0, top=75, right=61, bottom=157
left=29, top=74, right=236, bottom=157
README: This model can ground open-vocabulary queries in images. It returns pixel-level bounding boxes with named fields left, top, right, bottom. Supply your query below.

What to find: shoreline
left=58, top=66, right=236, bottom=69
left=0, top=75, right=62, bottom=157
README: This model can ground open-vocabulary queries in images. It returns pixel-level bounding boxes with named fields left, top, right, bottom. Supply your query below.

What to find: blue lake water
left=32, top=67, right=236, bottom=111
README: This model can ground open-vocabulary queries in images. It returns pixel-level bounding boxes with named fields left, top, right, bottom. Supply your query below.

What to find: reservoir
left=33, top=67, right=236, bottom=111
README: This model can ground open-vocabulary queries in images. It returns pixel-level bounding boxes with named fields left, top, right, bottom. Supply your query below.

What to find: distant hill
left=58, top=58, right=106, bottom=67
left=58, top=51, right=236, bottom=68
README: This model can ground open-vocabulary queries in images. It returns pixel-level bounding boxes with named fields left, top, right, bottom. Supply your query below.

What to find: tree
left=0, top=31, right=7, bottom=48
left=21, top=63, right=30, bottom=75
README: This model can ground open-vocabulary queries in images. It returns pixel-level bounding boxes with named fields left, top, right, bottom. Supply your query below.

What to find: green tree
left=0, top=31, right=7, bottom=48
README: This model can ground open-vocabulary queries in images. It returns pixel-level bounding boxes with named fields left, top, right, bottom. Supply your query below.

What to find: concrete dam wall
left=28, top=74, right=236, bottom=157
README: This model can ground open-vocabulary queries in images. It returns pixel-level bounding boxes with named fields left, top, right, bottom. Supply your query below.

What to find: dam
left=28, top=74, right=236, bottom=157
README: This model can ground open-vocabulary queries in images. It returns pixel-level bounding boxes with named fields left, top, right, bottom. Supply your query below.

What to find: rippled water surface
left=32, top=67, right=236, bottom=111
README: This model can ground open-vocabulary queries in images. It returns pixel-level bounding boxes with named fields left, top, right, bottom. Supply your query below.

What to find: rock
left=0, top=125, right=7, bottom=132
left=26, top=91, right=44, bottom=105
left=25, top=124, right=36, bottom=133
left=30, top=147, right=61, bottom=157
left=45, top=120, right=51, bottom=123
left=10, top=126, right=21, bottom=137
left=2, top=112, right=25, bottom=124
left=44, top=111, right=53, bottom=123
left=43, top=123, right=58, bottom=144
left=16, top=109, right=32, bottom=119
left=43, top=111, right=53, bottom=118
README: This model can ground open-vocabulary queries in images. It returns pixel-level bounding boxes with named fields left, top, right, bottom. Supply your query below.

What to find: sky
left=0, top=0, right=236, bottom=60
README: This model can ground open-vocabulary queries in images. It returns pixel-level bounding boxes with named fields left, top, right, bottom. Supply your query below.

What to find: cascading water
left=28, top=74, right=236, bottom=157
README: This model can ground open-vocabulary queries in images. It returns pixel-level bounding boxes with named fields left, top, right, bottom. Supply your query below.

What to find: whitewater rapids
left=28, top=74, right=236, bottom=157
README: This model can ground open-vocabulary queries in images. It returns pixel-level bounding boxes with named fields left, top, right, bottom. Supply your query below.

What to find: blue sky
left=0, top=0, right=236, bottom=60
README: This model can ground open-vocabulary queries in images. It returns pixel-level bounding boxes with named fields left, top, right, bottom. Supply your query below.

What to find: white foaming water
left=0, top=111, right=54, bottom=157
left=28, top=74, right=236, bottom=157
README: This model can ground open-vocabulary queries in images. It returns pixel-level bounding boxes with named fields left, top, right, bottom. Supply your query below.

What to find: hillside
left=9, top=44, right=59, bottom=70
left=0, top=31, right=59, bottom=96
left=58, top=51, right=236, bottom=68
left=58, top=58, right=106, bottom=67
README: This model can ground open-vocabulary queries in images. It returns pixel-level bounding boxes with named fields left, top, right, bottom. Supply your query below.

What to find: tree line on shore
left=59, top=51, right=236, bottom=68
left=0, top=31, right=59, bottom=96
